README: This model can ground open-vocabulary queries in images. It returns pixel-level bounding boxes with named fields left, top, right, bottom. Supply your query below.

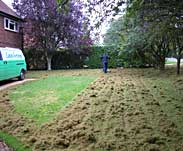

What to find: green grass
left=165, top=61, right=177, bottom=65
left=142, top=69, right=183, bottom=136
left=9, top=76, right=96, bottom=124
left=0, top=131, right=31, bottom=151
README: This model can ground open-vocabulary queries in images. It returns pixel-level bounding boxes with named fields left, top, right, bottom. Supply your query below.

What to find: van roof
left=0, top=47, right=21, bottom=51
left=0, top=47, right=24, bottom=60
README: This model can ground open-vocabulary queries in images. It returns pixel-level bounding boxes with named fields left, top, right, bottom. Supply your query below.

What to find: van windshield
left=0, top=51, right=2, bottom=60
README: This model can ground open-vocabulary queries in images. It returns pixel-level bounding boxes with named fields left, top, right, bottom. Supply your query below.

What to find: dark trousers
left=103, top=62, right=108, bottom=73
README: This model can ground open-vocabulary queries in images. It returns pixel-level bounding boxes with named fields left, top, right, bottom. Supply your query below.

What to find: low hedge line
left=24, top=45, right=147, bottom=70
left=24, top=48, right=87, bottom=70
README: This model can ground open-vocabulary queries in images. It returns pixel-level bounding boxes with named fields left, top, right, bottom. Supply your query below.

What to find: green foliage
left=103, top=0, right=183, bottom=72
left=103, top=14, right=153, bottom=68
left=9, top=76, right=96, bottom=124
left=103, top=17, right=125, bottom=46
left=165, top=61, right=177, bottom=65
left=126, top=0, right=183, bottom=72
left=84, top=46, right=122, bottom=68
left=0, top=131, right=31, bottom=151
left=24, top=48, right=47, bottom=70
left=121, top=50, right=149, bottom=67
left=52, top=50, right=86, bottom=69
left=24, top=48, right=88, bottom=70
left=84, top=46, right=103, bottom=68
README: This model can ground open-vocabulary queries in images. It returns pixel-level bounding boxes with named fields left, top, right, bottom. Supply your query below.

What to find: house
left=0, top=0, right=23, bottom=49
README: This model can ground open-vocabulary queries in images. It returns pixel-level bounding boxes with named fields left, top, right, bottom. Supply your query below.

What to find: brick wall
left=0, top=15, right=22, bottom=49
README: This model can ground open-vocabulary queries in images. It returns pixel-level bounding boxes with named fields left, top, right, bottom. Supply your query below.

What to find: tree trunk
left=159, top=57, right=165, bottom=71
left=46, top=55, right=52, bottom=71
left=177, top=58, right=181, bottom=75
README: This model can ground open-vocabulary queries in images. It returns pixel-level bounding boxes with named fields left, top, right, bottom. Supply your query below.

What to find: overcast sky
left=2, top=0, right=13, bottom=9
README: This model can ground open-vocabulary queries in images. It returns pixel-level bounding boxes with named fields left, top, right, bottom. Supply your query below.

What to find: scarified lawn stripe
left=0, top=69, right=183, bottom=151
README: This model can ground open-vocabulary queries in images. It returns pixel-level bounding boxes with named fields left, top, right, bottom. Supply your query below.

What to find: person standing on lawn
left=101, top=53, right=110, bottom=73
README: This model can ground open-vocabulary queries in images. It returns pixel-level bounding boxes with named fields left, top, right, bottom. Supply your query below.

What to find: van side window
left=0, top=51, right=2, bottom=60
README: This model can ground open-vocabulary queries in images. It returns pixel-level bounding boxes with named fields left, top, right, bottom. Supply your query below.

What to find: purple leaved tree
left=13, top=0, right=92, bottom=70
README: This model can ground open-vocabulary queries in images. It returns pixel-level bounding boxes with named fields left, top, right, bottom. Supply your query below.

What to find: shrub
left=84, top=46, right=122, bottom=68
left=23, top=48, right=88, bottom=70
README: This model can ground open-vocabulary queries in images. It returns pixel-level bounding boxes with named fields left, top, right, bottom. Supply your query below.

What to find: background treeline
left=103, top=0, right=183, bottom=74
left=24, top=46, right=123, bottom=70
left=23, top=0, right=183, bottom=74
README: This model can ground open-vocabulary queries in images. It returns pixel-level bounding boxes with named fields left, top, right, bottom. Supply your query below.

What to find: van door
left=6, top=58, right=17, bottom=78
left=0, top=50, right=5, bottom=81
left=6, top=49, right=23, bottom=78
left=1, top=49, right=13, bottom=80
left=5, top=59, right=15, bottom=79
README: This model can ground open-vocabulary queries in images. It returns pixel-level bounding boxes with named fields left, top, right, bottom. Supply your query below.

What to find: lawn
left=9, top=75, right=96, bottom=123
left=0, top=68, right=183, bottom=151
left=165, top=61, right=177, bottom=65
left=0, top=131, right=31, bottom=151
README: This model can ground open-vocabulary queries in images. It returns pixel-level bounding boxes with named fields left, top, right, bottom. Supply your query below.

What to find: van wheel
left=19, top=70, right=25, bottom=80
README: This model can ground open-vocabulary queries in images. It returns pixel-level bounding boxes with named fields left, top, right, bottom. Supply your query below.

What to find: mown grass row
left=0, top=131, right=31, bottom=151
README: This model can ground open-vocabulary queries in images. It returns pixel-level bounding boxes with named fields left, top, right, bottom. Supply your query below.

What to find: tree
left=170, top=30, right=183, bottom=74
left=57, top=0, right=127, bottom=30
left=137, top=0, right=183, bottom=72
left=13, top=0, right=91, bottom=70
left=57, top=0, right=183, bottom=73
left=121, top=0, right=183, bottom=72
left=103, top=17, right=125, bottom=46
left=103, top=9, right=155, bottom=68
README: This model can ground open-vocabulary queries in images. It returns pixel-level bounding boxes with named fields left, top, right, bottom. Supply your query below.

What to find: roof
left=0, top=0, right=21, bottom=19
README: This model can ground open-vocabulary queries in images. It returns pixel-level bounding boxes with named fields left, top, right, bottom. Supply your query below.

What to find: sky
left=2, top=0, right=13, bottom=9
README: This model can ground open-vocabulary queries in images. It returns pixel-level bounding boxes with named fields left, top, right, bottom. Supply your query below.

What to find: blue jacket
left=101, top=54, right=109, bottom=63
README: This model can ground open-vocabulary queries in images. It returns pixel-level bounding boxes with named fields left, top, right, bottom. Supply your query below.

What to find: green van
left=0, top=47, right=27, bottom=81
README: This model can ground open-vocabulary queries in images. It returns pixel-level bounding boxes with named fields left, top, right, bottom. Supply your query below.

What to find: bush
left=24, top=48, right=47, bottom=70
left=84, top=46, right=122, bottom=68
left=52, top=51, right=86, bottom=69
left=23, top=48, right=88, bottom=70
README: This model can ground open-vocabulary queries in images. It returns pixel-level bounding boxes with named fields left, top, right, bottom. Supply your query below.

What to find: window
left=4, top=18, right=19, bottom=32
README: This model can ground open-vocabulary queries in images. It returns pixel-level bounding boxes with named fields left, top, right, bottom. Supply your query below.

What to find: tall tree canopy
left=13, top=0, right=92, bottom=70
left=103, top=17, right=125, bottom=46
left=103, top=0, right=183, bottom=73
left=127, top=0, right=183, bottom=73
